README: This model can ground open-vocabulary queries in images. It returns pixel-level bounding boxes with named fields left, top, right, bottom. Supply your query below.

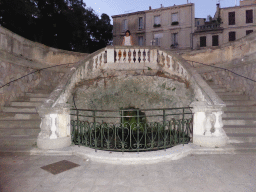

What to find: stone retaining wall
left=0, top=26, right=89, bottom=111
left=0, top=26, right=88, bottom=69
left=201, top=63, right=256, bottom=100
left=0, top=60, right=64, bottom=111
left=181, top=32, right=256, bottom=65
left=181, top=32, right=256, bottom=100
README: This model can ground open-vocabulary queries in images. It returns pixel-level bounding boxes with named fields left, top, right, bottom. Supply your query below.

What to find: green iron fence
left=70, top=107, right=193, bottom=152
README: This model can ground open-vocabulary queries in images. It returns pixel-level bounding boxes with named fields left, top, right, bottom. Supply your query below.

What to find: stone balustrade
left=37, top=46, right=228, bottom=150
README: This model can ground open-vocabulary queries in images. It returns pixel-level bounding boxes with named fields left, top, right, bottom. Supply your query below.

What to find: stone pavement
left=0, top=153, right=255, bottom=192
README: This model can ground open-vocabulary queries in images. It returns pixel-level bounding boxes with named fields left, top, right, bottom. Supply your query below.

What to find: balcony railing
left=196, top=24, right=222, bottom=31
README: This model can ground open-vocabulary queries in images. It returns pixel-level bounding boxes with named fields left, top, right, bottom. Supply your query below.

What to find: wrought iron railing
left=196, top=24, right=222, bottom=31
left=70, top=107, right=193, bottom=152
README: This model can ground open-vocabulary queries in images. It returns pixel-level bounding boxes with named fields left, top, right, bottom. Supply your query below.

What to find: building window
left=229, top=12, right=235, bottom=25
left=200, top=36, right=206, bottom=47
left=122, top=19, right=128, bottom=31
left=212, top=35, right=219, bottom=46
left=138, top=17, right=144, bottom=29
left=154, top=15, right=161, bottom=25
left=172, top=13, right=178, bottom=22
left=171, top=13, right=179, bottom=26
left=153, top=33, right=163, bottom=46
left=229, top=31, right=236, bottom=41
left=138, top=36, right=143, bottom=46
left=246, top=10, right=253, bottom=23
left=246, top=30, right=253, bottom=35
left=171, top=33, right=178, bottom=46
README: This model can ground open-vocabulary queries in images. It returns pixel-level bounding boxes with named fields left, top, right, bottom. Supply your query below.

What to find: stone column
left=106, top=46, right=115, bottom=63
left=190, top=101, right=228, bottom=148
left=37, top=104, right=72, bottom=149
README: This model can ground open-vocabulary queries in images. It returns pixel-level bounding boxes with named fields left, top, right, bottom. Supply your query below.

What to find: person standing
left=122, top=30, right=133, bottom=46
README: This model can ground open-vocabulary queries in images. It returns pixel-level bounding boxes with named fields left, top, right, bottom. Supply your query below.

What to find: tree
left=0, top=0, right=113, bottom=53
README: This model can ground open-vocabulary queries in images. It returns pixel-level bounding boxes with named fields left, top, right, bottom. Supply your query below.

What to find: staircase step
left=0, top=136, right=37, bottom=146
left=2, top=106, right=37, bottom=113
left=30, top=97, right=47, bottom=102
left=0, top=112, right=40, bottom=120
left=220, top=95, right=250, bottom=100
left=223, top=118, right=256, bottom=125
left=0, top=146, right=34, bottom=154
left=223, top=112, right=256, bottom=118
left=225, top=105, right=256, bottom=112
left=232, top=143, right=256, bottom=153
left=227, top=133, right=256, bottom=143
left=0, top=120, right=40, bottom=128
left=224, top=100, right=256, bottom=105
left=25, top=93, right=49, bottom=98
left=211, top=88, right=227, bottom=93
left=213, top=91, right=242, bottom=96
left=14, top=96, right=30, bottom=102
left=208, top=84, right=223, bottom=89
left=0, top=127, right=40, bottom=136
left=10, top=101, right=42, bottom=107
left=224, top=125, right=256, bottom=134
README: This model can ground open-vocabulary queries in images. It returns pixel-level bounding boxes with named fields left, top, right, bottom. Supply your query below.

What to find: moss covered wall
left=70, top=75, right=194, bottom=123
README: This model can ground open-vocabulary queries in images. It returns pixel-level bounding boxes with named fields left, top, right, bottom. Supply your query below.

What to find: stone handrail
left=37, top=46, right=228, bottom=149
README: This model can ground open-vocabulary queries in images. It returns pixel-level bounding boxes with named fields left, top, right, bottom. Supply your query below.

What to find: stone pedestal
left=190, top=101, right=228, bottom=148
left=37, top=104, right=71, bottom=149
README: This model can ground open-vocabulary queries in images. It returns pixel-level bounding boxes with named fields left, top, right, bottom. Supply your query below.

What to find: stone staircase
left=207, top=82, right=256, bottom=153
left=0, top=90, right=49, bottom=153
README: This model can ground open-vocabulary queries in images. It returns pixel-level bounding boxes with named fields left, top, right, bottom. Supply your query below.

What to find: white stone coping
left=30, top=143, right=235, bottom=165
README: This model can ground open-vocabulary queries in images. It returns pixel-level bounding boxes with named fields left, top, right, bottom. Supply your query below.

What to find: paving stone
left=0, top=154, right=256, bottom=192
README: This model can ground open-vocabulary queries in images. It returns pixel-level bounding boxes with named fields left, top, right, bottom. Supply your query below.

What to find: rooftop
left=112, top=3, right=194, bottom=18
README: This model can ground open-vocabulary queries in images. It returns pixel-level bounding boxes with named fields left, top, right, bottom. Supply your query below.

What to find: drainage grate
left=41, top=160, right=80, bottom=175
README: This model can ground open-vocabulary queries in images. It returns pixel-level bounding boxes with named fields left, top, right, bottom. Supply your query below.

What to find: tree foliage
left=0, top=0, right=112, bottom=53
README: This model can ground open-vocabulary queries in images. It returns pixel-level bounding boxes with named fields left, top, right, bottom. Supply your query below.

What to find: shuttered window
left=246, top=10, right=253, bottom=23
left=138, top=17, right=144, bottom=29
left=200, top=36, right=206, bottom=47
left=154, top=16, right=161, bottom=25
left=229, top=12, right=235, bottom=25
left=172, top=13, right=178, bottom=22
left=122, top=19, right=128, bottom=31
left=138, top=36, right=143, bottom=46
left=229, top=31, right=236, bottom=41
left=212, top=35, right=219, bottom=46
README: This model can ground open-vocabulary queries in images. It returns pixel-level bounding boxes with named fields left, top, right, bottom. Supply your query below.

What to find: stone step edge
left=224, top=125, right=256, bottom=128
left=223, top=118, right=256, bottom=120
left=0, top=127, right=40, bottom=130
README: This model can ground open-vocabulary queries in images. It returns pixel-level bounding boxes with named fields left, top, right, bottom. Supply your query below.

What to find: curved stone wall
left=0, top=59, right=65, bottom=110
left=0, top=26, right=88, bottom=110
left=0, top=26, right=88, bottom=68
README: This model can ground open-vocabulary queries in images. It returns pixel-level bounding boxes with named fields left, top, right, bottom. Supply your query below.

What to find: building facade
left=193, top=0, right=256, bottom=49
left=112, top=3, right=195, bottom=50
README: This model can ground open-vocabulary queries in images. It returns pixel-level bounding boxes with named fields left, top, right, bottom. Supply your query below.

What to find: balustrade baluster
left=132, top=49, right=136, bottom=63
left=144, top=49, right=149, bottom=63
left=128, top=49, right=131, bottom=63
left=120, top=49, right=124, bottom=63
left=117, top=49, right=122, bottom=62
left=125, top=49, right=129, bottom=62
left=162, top=52, right=167, bottom=66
